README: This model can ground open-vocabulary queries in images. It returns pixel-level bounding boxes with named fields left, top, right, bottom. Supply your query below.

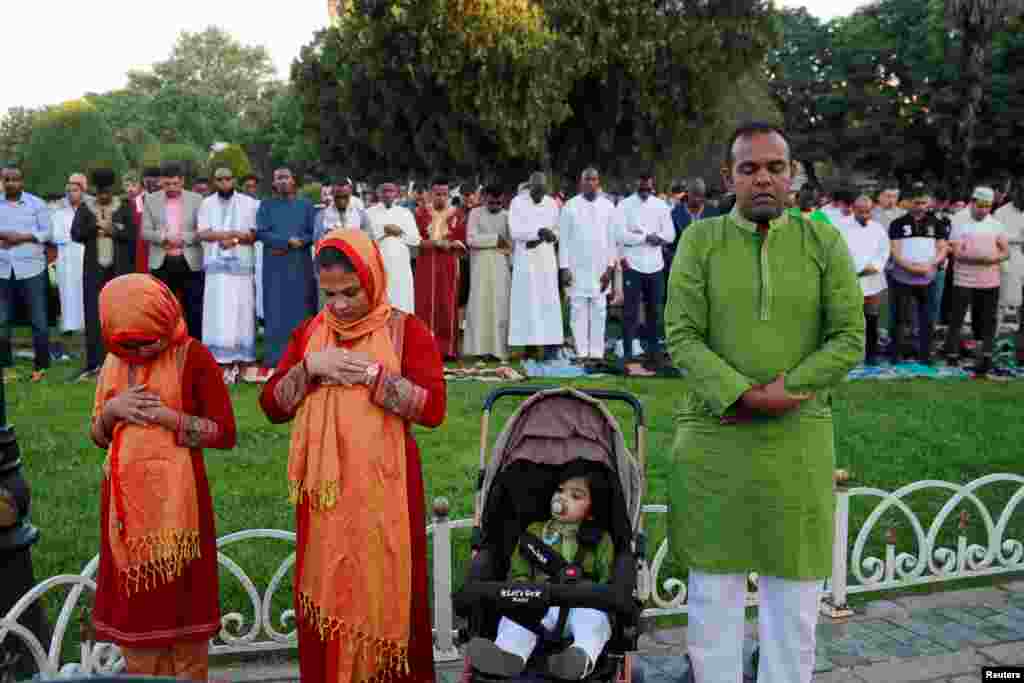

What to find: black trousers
left=152, top=256, right=205, bottom=340
left=83, top=266, right=115, bottom=370
left=623, top=268, right=664, bottom=361
left=891, top=282, right=932, bottom=360
left=943, top=286, right=1000, bottom=360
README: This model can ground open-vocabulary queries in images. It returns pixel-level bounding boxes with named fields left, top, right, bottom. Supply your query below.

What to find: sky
left=4, top=0, right=868, bottom=113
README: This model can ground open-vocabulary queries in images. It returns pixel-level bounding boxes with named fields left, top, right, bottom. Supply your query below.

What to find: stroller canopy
left=480, top=388, right=644, bottom=537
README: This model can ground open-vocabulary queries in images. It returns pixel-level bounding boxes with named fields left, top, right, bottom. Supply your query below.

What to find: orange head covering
left=315, top=228, right=393, bottom=342
left=101, top=274, right=189, bottom=364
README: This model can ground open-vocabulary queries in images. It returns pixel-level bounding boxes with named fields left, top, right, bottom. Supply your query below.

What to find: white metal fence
left=1, top=474, right=1022, bottom=677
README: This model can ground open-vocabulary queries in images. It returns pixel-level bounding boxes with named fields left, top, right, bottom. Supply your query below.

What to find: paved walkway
left=211, top=582, right=1024, bottom=683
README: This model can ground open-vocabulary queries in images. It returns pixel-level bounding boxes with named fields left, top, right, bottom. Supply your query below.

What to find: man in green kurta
left=665, top=122, right=864, bottom=683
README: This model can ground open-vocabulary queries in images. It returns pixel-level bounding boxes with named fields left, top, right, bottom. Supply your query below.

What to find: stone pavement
left=211, top=582, right=1024, bottom=683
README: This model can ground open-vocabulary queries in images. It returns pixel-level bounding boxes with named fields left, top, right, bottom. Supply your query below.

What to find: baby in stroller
left=468, top=461, right=615, bottom=680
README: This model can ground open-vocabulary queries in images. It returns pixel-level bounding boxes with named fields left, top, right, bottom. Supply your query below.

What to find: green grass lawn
left=7, top=358, right=1024, bottom=650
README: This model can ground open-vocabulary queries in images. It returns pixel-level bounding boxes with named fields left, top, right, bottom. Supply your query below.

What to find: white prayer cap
left=972, top=186, right=995, bottom=202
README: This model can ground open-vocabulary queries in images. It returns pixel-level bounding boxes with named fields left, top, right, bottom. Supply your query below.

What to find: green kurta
left=787, top=206, right=834, bottom=225
left=665, top=208, right=864, bottom=580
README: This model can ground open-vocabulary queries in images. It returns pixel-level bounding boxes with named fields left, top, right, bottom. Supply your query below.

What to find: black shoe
left=546, top=645, right=591, bottom=680
left=865, top=355, right=880, bottom=367
left=944, top=354, right=960, bottom=367
left=467, top=638, right=526, bottom=678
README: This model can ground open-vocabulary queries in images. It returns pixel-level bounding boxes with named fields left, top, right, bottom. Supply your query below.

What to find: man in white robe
left=509, top=172, right=564, bottom=358
left=367, top=181, right=420, bottom=313
left=52, top=175, right=86, bottom=333
left=559, top=168, right=616, bottom=361
left=197, top=168, right=260, bottom=382
left=464, top=186, right=512, bottom=360
left=994, top=190, right=1024, bottom=363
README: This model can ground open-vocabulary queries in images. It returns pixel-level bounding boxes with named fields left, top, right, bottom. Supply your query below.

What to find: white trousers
left=687, top=571, right=820, bottom=683
left=569, top=296, right=608, bottom=359
left=495, top=607, right=611, bottom=666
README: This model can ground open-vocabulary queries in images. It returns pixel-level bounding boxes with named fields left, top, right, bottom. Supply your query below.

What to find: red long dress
left=92, top=342, right=237, bottom=648
left=414, top=208, right=465, bottom=359
left=260, top=313, right=446, bottom=683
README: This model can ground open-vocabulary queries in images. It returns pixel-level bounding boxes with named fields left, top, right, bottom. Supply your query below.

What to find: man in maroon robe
left=414, top=179, right=466, bottom=360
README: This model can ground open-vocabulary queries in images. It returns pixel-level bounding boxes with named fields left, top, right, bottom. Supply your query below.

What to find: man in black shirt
left=887, top=185, right=951, bottom=363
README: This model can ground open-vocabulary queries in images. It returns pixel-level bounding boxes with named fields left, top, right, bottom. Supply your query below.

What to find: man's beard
left=583, top=191, right=596, bottom=200
left=218, top=189, right=235, bottom=200
left=638, top=190, right=651, bottom=200
left=5, top=189, right=20, bottom=200
left=742, top=202, right=782, bottom=223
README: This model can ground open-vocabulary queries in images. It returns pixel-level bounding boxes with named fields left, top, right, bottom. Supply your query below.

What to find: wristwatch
left=364, top=362, right=381, bottom=386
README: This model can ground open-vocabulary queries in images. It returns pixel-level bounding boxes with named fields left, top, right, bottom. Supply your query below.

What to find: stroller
left=453, top=387, right=646, bottom=683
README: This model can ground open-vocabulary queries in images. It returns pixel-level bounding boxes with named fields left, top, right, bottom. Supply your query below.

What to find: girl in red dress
left=90, top=274, right=236, bottom=680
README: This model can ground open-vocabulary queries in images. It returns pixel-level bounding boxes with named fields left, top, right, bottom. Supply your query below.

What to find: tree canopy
left=293, top=0, right=779, bottom=186
left=768, top=0, right=1024, bottom=191
left=20, top=100, right=127, bottom=198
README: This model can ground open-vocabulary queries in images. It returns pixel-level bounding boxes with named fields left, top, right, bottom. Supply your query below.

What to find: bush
left=20, top=100, right=127, bottom=197
left=299, top=182, right=323, bottom=204
left=141, top=142, right=206, bottom=181
left=208, top=144, right=252, bottom=180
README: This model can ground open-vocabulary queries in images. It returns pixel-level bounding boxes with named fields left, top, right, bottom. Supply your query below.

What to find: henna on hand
left=273, top=361, right=311, bottom=415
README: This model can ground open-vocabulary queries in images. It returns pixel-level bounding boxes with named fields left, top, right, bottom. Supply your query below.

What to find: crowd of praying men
left=3, top=160, right=1024, bottom=383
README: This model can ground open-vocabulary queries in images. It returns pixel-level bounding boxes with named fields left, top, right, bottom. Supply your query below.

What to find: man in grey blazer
left=141, top=162, right=205, bottom=338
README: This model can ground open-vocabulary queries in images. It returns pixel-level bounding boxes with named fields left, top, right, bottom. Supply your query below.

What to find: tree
left=124, top=26, right=280, bottom=149
left=142, top=142, right=207, bottom=181
left=264, top=86, right=320, bottom=167
left=208, top=143, right=253, bottom=179
left=944, top=0, right=1024, bottom=196
left=293, top=0, right=778, bottom=184
left=20, top=100, right=127, bottom=198
left=0, top=107, right=45, bottom=165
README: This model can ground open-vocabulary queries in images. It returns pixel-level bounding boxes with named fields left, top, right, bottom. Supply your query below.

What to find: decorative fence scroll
left=2, top=475, right=1022, bottom=676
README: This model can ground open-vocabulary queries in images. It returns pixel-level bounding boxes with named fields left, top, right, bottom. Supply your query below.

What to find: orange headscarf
left=292, top=230, right=411, bottom=683
left=93, top=275, right=199, bottom=596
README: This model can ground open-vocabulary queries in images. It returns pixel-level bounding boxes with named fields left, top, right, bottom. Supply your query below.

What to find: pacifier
left=551, top=497, right=566, bottom=516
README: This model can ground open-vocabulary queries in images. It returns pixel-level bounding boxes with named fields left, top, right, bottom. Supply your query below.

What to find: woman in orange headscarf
left=259, top=229, right=446, bottom=683
left=90, top=274, right=237, bottom=680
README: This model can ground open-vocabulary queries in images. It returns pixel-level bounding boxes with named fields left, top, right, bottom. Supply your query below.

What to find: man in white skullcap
left=943, top=186, right=1010, bottom=375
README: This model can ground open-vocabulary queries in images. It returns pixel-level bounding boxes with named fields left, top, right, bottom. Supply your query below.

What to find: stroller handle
left=481, top=386, right=646, bottom=427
